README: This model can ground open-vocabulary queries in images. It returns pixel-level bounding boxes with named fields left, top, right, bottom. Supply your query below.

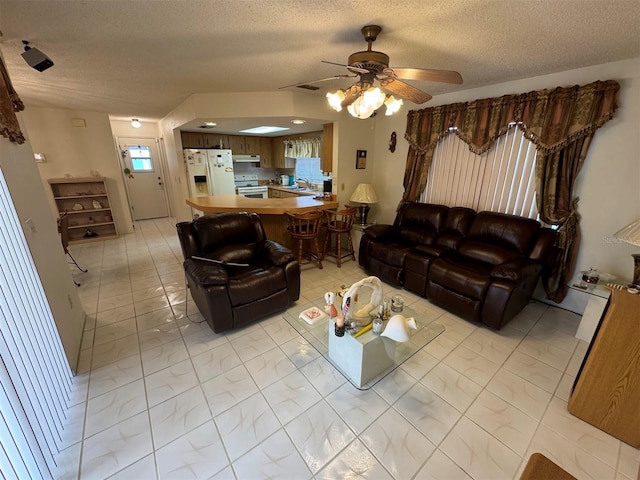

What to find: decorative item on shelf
left=381, top=314, right=417, bottom=342
left=324, top=292, right=338, bottom=318
left=350, top=183, right=378, bottom=225
left=580, top=268, right=600, bottom=289
left=391, top=294, right=404, bottom=312
left=103, top=214, right=112, bottom=222
left=88, top=216, right=94, bottom=224
left=92, top=199, right=102, bottom=209
left=83, top=229, right=98, bottom=238
left=299, top=306, right=327, bottom=325
left=341, top=276, right=383, bottom=327
left=372, top=314, right=384, bottom=334
left=72, top=203, right=83, bottom=211
left=613, top=217, right=640, bottom=287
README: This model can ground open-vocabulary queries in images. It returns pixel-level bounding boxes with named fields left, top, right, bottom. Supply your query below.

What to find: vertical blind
left=0, top=166, right=73, bottom=479
left=420, top=125, right=539, bottom=220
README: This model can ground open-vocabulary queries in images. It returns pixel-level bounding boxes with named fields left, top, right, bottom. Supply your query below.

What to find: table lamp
left=613, top=217, right=640, bottom=287
left=350, top=184, right=378, bottom=225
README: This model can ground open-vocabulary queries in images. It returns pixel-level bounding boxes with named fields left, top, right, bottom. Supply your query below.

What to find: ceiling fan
left=281, top=25, right=463, bottom=116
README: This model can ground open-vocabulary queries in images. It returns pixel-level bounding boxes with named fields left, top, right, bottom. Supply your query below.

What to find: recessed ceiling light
left=291, top=119, right=306, bottom=125
left=203, top=122, right=217, bottom=127
left=240, top=126, right=289, bottom=134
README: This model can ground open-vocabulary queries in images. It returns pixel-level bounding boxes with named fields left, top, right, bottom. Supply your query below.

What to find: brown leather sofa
left=176, top=212, right=300, bottom=333
left=359, top=203, right=557, bottom=329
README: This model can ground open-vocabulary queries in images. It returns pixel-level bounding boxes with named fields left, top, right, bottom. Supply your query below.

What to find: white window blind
left=0, top=166, right=73, bottom=479
left=420, top=125, right=539, bottom=219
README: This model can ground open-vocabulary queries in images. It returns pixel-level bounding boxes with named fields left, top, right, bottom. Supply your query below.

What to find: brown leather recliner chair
left=176, top=212, right=300, bottom=333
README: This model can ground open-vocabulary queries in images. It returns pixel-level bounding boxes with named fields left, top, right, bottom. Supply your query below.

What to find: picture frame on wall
left=356, top=150, right=367, bottom=169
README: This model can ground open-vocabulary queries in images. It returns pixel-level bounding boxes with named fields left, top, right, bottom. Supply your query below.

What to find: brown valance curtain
left=403, top=80, right=620, bottom=301
left=0, top=55, right=25, bottom=144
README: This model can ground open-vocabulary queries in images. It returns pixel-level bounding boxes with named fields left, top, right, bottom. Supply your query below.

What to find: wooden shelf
left=48, top=177, right=118, bottom=244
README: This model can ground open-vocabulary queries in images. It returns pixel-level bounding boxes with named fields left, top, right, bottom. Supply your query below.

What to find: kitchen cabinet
left=268, top=188, right=281, bottom=198
left=48, top=177, right=118, bottom=244
left=229, top=135, right=259, bottom=154
left=321, top=123, right=333, bottom=173
left=203, top=133, right=230, bottom=149
left=259, top=137, right=273, bottom=167
left=271, top=137, right=295, bottom=169
left=181, top=132, right=205, bottom=148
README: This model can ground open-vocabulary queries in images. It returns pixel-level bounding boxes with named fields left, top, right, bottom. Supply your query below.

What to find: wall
left=371, top=57, right=640, bottom=307
left=0, top=115, right=85, bottom=369
left=22, top=108, right=134, bottom=234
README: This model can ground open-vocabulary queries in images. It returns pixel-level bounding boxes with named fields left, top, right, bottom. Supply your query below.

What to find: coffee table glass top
left=283, top=301, right=445, bottom=390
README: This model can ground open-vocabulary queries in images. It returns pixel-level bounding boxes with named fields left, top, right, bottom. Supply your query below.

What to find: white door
left=119, top=137, right=169, bottom=220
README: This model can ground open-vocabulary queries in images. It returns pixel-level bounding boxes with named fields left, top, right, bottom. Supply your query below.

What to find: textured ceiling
left=1, top=0, right=638, bottom=130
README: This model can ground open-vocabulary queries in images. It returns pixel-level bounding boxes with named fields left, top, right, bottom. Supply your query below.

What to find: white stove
left=234, top=174, right=268, bottom=198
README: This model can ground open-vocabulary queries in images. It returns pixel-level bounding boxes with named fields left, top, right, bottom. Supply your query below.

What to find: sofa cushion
left=395, top=203, right=448, bottom=235
left=194, top=213, right=265, bottom=254
left=468, top=211, right=540, bottom=255
left=458, top=240, right=521, bottom=266
left=398, top=226, right=438, bottom=245
left=228, top=265, right=287, bottom=306
left=369, top=240, right=414, bottom=267
left=429, top=256, right=493, bottom=300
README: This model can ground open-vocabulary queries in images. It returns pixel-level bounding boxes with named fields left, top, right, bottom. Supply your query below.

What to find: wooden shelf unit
left=48, top=177, right=118, bottom=244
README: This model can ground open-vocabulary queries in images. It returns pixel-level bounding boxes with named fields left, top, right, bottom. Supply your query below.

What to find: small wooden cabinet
left=259, top=137, right=273, bottom=167
left=568, top=288, right=640, bottom=447
left=203, top=133, right=230, bottom=149
left=181, top=132, right=205, bottom=148
left=48, top=177, right=118, bottom=244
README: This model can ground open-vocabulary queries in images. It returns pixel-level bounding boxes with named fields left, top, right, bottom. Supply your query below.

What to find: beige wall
left=22, top=108, right=134, bottom=235
left=0, top=115, right=85, bottom=369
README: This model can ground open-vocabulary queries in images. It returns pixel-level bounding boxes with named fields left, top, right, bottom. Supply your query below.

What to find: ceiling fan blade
left=321, top=60, right=369, bottom=74
left=340, top=83, right=363, bottom=107
left=384, top=67, right=463, bottom=85
left=379, top=77, right=432, bottom=104
left=279, top=74, right=357, bottom=90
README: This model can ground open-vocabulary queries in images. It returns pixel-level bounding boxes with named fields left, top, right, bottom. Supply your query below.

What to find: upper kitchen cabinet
left=229, top=135, right=259, bottom=154
left=321, top=123, right=333, bottom=173
left=181, top=132, right=230, bottom=149
left=203, top=133, right=230, bottom=149
left=181, top=132, right=205, bottom=148
left=259, top=137, right=273, bottom=167
left=271, top=137, right=294, bottom=169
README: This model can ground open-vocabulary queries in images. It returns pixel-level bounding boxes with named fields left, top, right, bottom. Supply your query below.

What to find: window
left=420, top=124, right=539, bottom=220
left=128, top=145, right=153, bottom=172
left=295, top=157, right=327, bottom=185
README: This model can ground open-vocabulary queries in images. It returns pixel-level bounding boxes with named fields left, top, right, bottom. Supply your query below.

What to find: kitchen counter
left=185, top=194, right=338, bottom=247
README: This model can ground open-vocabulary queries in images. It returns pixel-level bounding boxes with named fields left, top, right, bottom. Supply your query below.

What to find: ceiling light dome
left=131, top=118, right=141, bottom=128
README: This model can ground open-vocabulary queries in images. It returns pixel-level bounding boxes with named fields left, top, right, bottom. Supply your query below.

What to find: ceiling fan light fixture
left=347, top=95, right=376, bottom=119
left=384, top=95, right=403, bottom=115
left=326, top=90, right=345, bottom=112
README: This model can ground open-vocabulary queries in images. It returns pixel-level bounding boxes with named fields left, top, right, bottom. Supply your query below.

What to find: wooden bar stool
left=285, top=210, right=324, bottom=269
left=321, top=206, right=357, bottom=267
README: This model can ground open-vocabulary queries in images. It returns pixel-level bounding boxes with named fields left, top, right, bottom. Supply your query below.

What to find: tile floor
left=53, top=217, right=639, bottom=480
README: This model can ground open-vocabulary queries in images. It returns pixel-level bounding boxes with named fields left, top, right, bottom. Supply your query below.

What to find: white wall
left=0, top=115, right=85, bottom=369
left=371, top=57, right=640, bottom=288
left=22, top=108, right=134, bottom=234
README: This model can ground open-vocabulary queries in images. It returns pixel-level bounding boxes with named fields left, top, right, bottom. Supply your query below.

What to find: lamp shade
left=614, top=218, right=640, bottom=247
left=350, top=184, right=378, bottom=204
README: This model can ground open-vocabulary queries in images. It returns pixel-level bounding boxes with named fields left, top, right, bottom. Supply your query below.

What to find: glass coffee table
left=283, top=301, right=445, bottom=390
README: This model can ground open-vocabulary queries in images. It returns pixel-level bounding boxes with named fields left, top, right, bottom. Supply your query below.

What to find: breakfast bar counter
left=186, top=194, right=338, bottom=247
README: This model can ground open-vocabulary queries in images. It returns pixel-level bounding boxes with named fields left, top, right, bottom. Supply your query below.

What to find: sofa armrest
left=184, top=258, right=229, bottom=286
left=262, top=240, right=295, bottom=266
left=491, top=259, right=541, bottom=283
left=364, top=224, right=397, bottom=240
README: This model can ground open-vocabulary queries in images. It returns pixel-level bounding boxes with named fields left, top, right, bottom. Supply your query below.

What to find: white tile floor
left=54, top=217, right=639, bottom=480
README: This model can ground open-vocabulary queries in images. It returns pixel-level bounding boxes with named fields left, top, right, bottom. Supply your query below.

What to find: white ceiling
left=1, top=0, right=638, bottom=135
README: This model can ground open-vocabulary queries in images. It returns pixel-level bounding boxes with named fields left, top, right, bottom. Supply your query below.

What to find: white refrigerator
left=184, top=149, right=235, bottom=218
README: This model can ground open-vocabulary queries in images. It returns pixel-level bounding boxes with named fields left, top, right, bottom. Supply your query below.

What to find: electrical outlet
left=25, top=217, right=36, bottom=235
